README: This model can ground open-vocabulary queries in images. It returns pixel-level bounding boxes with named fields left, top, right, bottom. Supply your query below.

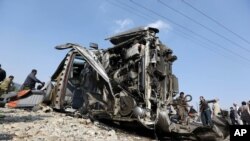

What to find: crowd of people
left=171, top=92, right=219, bottom=127
left=173, top=92, right=250, bottom=127
left=0, top=64, right=45, bottom=117
left=230, top=102, right=250, bottom=125
left=0, top=64, right=44, bottom=96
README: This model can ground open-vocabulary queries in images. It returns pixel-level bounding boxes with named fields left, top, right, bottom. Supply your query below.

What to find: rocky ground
left=0, top=106, right=230, bottom=141
left=0, top=107, right=154, bottom=141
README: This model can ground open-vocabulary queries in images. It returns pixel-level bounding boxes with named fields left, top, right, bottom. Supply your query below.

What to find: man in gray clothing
left=238, top=101, right=250, bottom=125
left=20, top=69, right=44, bottom=90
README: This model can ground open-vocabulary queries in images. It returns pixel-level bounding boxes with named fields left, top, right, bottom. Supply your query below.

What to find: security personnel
left=0, top=75, right=14, bottom=95
left=176, top=92, right=188, bottom=123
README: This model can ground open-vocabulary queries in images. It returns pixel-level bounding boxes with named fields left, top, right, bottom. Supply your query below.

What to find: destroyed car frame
left=45, top=27, right=229, bottom=140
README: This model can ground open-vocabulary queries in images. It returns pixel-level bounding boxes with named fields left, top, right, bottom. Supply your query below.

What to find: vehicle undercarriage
left=44, top=27, right=229, bottom=140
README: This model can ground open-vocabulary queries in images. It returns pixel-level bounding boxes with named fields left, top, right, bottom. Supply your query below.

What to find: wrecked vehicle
left=44, top=27, right=229, bottom=140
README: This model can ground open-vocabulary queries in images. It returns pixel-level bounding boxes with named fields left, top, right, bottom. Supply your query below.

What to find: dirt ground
left=0, top=107, right=155, bottom=141
left=0, top=106, right=231, bottom=141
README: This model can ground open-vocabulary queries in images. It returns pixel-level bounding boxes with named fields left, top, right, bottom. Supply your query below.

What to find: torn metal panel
left=5, top=90, right=45, bottom=108
left=55, top=44, right=113, bottom=92
left=106, top=26, right=159, bottom=45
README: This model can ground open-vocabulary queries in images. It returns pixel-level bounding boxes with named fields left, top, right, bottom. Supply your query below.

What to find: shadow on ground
left=0, top=133, right=14, bottom=140
left=0, top=115, right=52, bottom=124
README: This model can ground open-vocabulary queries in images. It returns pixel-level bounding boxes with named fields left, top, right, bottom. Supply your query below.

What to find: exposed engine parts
left=45, top=27, right=229, bottom=140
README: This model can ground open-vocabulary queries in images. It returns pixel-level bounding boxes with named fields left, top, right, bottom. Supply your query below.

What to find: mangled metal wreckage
left=46, top=27, right=229, bottom=140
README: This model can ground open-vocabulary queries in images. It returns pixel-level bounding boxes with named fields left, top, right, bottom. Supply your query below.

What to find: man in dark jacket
left=0, top=64, right=6, bottom=82
left=199, top=96, right=215, bottom=127
left=20, top=69, right=44, bottom=90
left=230, top=107, right=238, bottom=125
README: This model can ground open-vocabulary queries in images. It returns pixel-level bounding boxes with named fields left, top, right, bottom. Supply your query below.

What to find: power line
left=181, top=0, right=250, bottom=45
left=129, top=0, right=250, bottom=63
left=106, top=0, right=153, bottom=22
left=115, top=0, right=157, bottom=22
left=175, top=28, right=240, bottom=64
left=114, top=0, right=236, bottom=62
left=106, top=0, right=227, bottom=60
left=173, top=26, right=250, bottom=67
left=158, top=0, right=250, bottom=53
left=106, top=0, right=250, bottom=64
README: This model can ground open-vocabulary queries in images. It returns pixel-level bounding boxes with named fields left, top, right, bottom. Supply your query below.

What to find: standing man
left=238, top=101, right=250, bottom=125
left=233, top=103, right=243, bottom=125
left=176, top=92, right=189, bottom=123
left=20, top=69, right=44, bottom=90
left=248, top=101, right=250, bottom=111
left=212, top=99, right=221, bottom=117
left=230, top=107, right=238, bottom=125
left=0, top=75, right=14, bottom=95
left=0, top=64, right=6, bottom=82
left=199, top=96, right=215, bottom=127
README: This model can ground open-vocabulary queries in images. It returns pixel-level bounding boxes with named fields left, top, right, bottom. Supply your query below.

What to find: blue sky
left=0, top=0, right=250, bottom=109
